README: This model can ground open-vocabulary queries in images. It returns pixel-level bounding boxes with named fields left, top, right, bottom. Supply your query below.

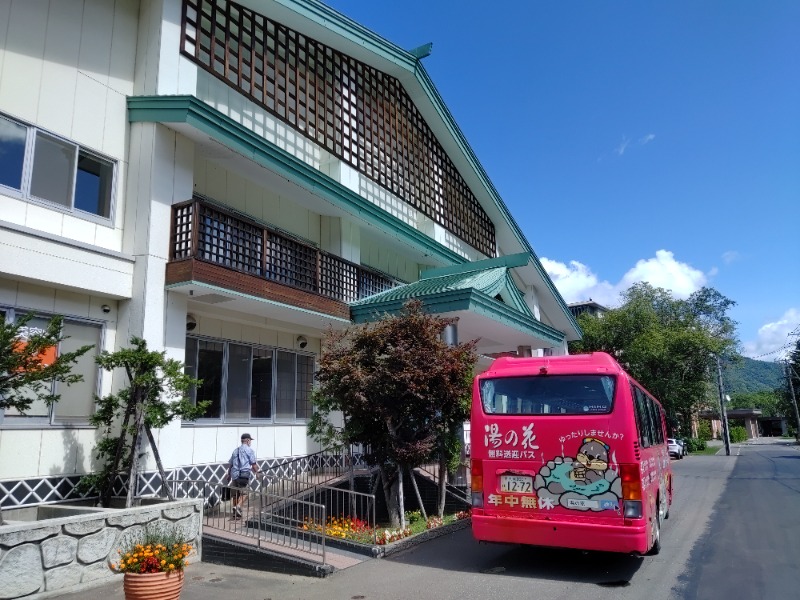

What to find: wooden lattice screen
left=180, top=0, right=496, bottom=258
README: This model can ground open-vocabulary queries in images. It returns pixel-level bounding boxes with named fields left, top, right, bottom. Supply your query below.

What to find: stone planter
left=123, top=570, right=184, bottom=600
left=0, top=499, right=202, bottom=599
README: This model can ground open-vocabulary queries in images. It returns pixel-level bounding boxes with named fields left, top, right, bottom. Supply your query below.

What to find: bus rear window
left=479, top=375, right=615, bottom=415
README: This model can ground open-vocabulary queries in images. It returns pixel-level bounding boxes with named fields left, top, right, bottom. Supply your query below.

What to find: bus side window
left=633, top=386, right=652, bottom=447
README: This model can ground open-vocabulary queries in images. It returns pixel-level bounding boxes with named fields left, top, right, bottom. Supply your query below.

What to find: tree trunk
left=145, top=424, right=174, bottom=501
left=125, top=393, right=146, bottom=508
left=437, top=446, right=448, bottom=518
left=101, top=397, right=135, bottom=507
left=379, top=465, right=401, bottom=528
left=398, top=466, right=405, bottom=529
left=408, top=466, right=427, bottom=521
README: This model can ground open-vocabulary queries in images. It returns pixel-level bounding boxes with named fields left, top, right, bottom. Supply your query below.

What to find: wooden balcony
left=166, top=199, right=399, bottom=319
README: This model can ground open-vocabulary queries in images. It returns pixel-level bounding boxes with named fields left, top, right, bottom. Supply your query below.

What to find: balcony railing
left=170, top=199, right=400, bottom=303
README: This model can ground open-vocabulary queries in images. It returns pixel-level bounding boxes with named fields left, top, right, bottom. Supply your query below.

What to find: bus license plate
left=500, top=475, right=533, bottom=493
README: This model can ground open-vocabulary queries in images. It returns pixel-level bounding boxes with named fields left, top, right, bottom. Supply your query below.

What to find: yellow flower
left=161, top=560, right=166, bottom=566
left=169, top=564, right=175, bottom=570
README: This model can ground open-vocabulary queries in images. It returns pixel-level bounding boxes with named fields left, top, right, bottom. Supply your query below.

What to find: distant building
left=568, top=300, right=609, bottom=319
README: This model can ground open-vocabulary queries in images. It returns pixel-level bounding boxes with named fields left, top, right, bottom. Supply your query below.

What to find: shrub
left=729, top=426, right=748, bottom=443
left=696, top=421, right=713, bottom=441
left=685, top=438, right=706, bottom=452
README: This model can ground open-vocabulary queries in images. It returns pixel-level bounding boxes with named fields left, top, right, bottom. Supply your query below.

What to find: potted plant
left=110, top=524, right=192, bottom=600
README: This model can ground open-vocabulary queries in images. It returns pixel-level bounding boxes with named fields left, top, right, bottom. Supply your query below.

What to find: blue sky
left=324, top=0, right=799, bottom=360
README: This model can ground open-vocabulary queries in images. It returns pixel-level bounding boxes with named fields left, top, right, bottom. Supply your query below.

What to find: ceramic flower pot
left=123, top=570, right=185, bottom=600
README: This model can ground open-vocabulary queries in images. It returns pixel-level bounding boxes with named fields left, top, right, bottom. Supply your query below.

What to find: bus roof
left=483, top=352, right=626, bottom=377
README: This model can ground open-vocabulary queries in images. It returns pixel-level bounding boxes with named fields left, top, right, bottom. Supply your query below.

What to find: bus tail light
left=471, top=460, right=483, bottom=508
left=621, top=463, right=642, bottom=519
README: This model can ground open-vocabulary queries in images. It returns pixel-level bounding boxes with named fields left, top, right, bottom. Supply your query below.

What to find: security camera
left=101, top=304, right=111, bottom=314
left=186, top=314, right=197, bottom=332
left=296, top=335, right=308, bottom=349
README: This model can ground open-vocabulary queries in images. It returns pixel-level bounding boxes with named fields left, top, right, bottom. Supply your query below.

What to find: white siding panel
left=61, top=214, right=98, bottom=247
left=0, top=275, right=18, bottom=305
left=15, top=280, right=56, bottom=312
left=0, top=429, right=42, bottom=478
left=72, top=73, right=108, bottom=151
left=193, top=427, right=219, bottom=464
left=273, top=426, right=292, bottom=458
left=0, top=0, right=46, bottom=121
left=93, top=221, right=123, bottom=251
left=103, top=89, right=129, bottom=159
left=79, top=0, right=113, bottom=86
left=244, top=180, right=265, bottom=223
left=0, top=195, right=27, bottom=226
left=0, top=228, right=134, bottom=298
left=254, top=427, right=275, bottom=461
left=290, top=425, right=309, bottom=456
left=226, top=173, right=247, bottom=214
left=177, top=428, right=196, bottom=469
left=220, top=320, right=242, bottom=342
left=108, top=0, right=138, bottom=96
left=25, top=203, right=64, bottom=237
left=37, top=0, right=81, bottom=134
left=38, top=429, right=78, bottom=476
left=54, top=287, right=92, bottom=318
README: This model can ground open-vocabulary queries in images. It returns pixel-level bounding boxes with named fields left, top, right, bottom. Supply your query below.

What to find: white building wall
left=193, top=156, right=322, bottom=246
left=0, top=277, right=120, bottom=479
left=0, top=0, right=138, bottom=252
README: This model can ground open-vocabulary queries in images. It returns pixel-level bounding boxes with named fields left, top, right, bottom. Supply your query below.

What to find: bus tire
left=647, top=502, right=663, bottom=555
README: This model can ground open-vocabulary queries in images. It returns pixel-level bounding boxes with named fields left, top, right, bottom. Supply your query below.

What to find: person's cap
left=241, top=433, right=254, bottom=440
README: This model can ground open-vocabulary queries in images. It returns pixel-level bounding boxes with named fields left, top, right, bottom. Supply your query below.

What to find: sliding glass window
left=185, top=336, right=314, bottom=423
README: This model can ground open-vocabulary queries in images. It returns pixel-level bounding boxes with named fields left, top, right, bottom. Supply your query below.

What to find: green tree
left=80, top=337, right=207, bottom=507
left=0, top=313, right=93, bottom=525
left=778, top=338, right=800, bottom=437
left=309, top=300, right=477, bottom=527
left=728, top=390, right=782, bottom=417
left=569, top=283, right=739, bottom=433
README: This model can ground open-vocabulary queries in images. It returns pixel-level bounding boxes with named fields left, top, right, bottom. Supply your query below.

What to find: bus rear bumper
left=471, top=514, right=650, bottom=554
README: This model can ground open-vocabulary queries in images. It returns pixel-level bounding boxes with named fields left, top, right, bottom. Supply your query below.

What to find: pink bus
left=470, top=352, right=672, bottom=555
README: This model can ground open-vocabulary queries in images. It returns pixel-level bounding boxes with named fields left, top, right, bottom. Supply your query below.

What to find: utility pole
left=784, top=362, right=800, bottom=443
left=714, top=354, right=731, bottom=456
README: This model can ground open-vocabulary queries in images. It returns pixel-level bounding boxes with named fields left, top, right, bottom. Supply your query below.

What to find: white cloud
left=542, top=250, right=708, bottom=307
left=742, top=308, right=800, bottom=359
left=615, top=136, right=631, bottom=156
left=619, top=250, right=707, bottom=299
left=722, top=251, right=740, bottom=265
left=639, top=133, right=655, bottom=145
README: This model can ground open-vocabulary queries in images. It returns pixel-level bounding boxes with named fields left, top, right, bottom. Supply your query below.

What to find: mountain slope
left=721, top=357, right=783, bottom=395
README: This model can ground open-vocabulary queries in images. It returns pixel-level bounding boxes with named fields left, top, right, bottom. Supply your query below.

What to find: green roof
left=350, top=266, right=565, bottom=347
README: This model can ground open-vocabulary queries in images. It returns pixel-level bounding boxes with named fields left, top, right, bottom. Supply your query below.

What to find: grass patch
left=688, top=445, right=722, bottom=456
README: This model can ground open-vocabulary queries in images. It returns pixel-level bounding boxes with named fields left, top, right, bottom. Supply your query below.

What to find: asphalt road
left=57, top=438, right=799, bottom=600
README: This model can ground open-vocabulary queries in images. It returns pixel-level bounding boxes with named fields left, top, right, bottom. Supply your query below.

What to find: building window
left=0, top=112, right=115, bottom=221
left=0, top=308, right=103, bottom=424
left=184, top=336, right=314, bottom=423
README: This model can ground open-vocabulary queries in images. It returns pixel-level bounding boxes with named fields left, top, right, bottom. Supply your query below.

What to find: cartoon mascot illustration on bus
left=533, top=437, right=622, bottom=512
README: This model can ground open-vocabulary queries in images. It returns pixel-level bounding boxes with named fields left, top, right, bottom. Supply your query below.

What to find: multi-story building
left=568, top=300, right=609, bottom=320
left=0, top=0, right=580, bottom=510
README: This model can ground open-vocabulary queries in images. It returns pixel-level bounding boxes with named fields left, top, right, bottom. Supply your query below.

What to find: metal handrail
left=173, top=477, right=327, bottom=564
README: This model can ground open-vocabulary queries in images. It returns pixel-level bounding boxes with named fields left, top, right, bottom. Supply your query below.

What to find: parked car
left=676, top=438, right=688, bottom=456
left=668, top=438, right=684, bottom=459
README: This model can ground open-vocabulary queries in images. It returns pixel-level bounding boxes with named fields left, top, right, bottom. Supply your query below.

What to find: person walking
left=227, top=433, right=258, bottom=519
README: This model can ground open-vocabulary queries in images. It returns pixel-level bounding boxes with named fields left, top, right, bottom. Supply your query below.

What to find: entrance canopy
left=350, top=254, right=568, bottom=356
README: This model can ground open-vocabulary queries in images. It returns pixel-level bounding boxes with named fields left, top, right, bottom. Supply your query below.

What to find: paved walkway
left=55, top=561, right=314, bottom=600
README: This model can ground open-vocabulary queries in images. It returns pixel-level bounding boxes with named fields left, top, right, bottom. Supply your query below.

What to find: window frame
left=184, top=334, right=315, bottom=425
left=0, top=111, right=117, bottom=225
left=0, top=306, right=104, bottom=427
